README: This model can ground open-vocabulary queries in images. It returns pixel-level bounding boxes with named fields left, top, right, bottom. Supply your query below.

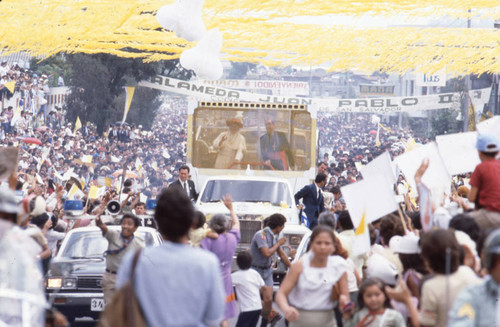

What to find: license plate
left=90, top=298, right=104, bottom=311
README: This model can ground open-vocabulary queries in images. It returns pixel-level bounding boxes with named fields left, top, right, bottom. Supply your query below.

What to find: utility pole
left=462, top=12, right=472, bottom=132
left=495, top=20, right=500, bottom=115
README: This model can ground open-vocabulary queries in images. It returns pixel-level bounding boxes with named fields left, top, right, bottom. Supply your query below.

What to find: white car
left=196, top=175, right=310, bottom=284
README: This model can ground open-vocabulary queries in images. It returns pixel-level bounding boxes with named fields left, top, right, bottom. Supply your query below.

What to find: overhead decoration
left=180, top=28, right=223, bottom=80
left=0, top=0, right=499, bottom=75
left=156, top=0, right=206, bottom=42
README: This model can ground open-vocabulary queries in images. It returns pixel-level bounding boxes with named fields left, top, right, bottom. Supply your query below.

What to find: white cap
left=365, top=253, right=399, bottom=286
left=389, top=233, right=420, bottom=254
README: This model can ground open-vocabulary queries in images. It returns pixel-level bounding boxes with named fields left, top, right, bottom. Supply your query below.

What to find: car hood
left=48, top=257, right=105, bottom=277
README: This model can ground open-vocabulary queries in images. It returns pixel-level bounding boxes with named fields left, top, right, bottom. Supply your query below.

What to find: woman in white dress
left=276, top=225, right=350, bottom=327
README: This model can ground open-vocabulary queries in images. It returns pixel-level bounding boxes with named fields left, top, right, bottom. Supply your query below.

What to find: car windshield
left=60, top=230, right=157, bottom=259
left=200, top=180, right=292, bottom=206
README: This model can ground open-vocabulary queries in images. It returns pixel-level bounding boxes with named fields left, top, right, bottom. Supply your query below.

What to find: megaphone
left=106, top=200, right=121, bottom=216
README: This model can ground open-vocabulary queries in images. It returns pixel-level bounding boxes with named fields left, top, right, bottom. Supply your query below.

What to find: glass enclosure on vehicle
left=200, top=179, right=293, bottom=207
left=60, top=229, right=157, bottom=258
left=187, top=101, right=316, bottom=175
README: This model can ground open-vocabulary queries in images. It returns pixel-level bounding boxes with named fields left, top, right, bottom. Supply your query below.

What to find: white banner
left=436, top=132, right=480, bottom=175
left=199, top=79, right=310, bottom=96
left=341, top=174, right=399, bottom=227
left=139, top=75, right=490, bottom=114
left=393, top=142, right=451, bottom=194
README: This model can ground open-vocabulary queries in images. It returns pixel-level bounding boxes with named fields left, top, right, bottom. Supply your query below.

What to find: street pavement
left=71, top=303, right=288, bottom=327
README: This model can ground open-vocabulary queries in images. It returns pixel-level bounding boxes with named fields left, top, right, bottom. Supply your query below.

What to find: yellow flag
left=353, top=210, right=370, bottom=255
left=74, top=116, right=82, bottom=134
left=406, top=137, right=418, bottom=152
left=105, top=177, right=112, bottom=187
left=378, top=122, right=391, bottom=132
left=121, top=86, right=135, bottom=124
left=88, top=186, right=99, bottom=199
left=3, top=81, right=15, bottom=93
left=468, top=103, right=476, bottom=131
left=355, top=211, right=366, bottom=236
left=68, top=183, right=79, bottom=199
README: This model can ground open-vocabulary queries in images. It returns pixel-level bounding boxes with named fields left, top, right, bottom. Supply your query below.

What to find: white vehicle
left=196, top=175, right=310, bottom=284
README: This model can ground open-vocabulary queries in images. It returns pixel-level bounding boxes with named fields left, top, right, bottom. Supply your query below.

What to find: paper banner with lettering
left=436, top=132, right=480, bottom=175
left=199, top=79, right=310, bottom=96
left=393, top=142, right=451, bottom=194
left=341, top=174, right=398, bottom=228
left=139, top=75, right=490, bottom=114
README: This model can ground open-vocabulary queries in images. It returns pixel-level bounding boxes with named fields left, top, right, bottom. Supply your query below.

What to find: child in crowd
left=468, top=133, right=500, bottom=229
left=343, top=278, right=406, bottom=327
left=189, top=211, right=217, bottom=247
left=231, top=251, right=266, bottom=327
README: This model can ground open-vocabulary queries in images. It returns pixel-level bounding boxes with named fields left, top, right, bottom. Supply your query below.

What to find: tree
left=112, top=87, right=162, bottom=130
left=227, top=62, right=256, bottom=79
left=429, top=109, right=459, bottom=139
left=30, top=54, right=72, bottom=87
left=63, top=54, right=190, bottom=133
left=64, top=55, right=115, bottom=133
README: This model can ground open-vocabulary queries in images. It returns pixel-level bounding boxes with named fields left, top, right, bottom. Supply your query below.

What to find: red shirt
left=470, top=159, right=500, bottom=212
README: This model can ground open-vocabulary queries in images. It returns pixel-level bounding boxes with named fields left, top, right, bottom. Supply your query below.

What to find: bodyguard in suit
left=294, top=173, right=327, bottom=229
left=168, top=165, right=198, bottom=201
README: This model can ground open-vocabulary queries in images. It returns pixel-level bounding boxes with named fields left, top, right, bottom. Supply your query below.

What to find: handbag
left=97, top=249, right=147, bottom=327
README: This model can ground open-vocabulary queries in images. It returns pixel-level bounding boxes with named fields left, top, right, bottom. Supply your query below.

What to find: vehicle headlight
left=47, top=277, right=77, bottom=290
left=62, top=278, right=77, bottom=289
left=47, top=278, right=62, bottom=289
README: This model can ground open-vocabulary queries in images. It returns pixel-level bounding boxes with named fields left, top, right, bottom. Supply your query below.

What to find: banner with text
left=139, top=75, right=490, bottom=114
left=199, top=79, right=310, bottom=96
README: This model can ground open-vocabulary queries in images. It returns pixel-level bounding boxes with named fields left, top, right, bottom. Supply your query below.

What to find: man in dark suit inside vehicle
left=169, top=165, right=198, bottom=201
left=294, top=173, right=327, bottom=229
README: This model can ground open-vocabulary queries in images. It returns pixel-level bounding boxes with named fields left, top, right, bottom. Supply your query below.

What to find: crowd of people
left=0, top=86, right=499, bottom=327
left=0, top=61, right=62, bottom=136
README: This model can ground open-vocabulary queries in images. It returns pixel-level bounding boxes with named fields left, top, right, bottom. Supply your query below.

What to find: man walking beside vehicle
left=250, top=214, right=291, bottom=327
left=294, top=173, right=327, bottom=229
